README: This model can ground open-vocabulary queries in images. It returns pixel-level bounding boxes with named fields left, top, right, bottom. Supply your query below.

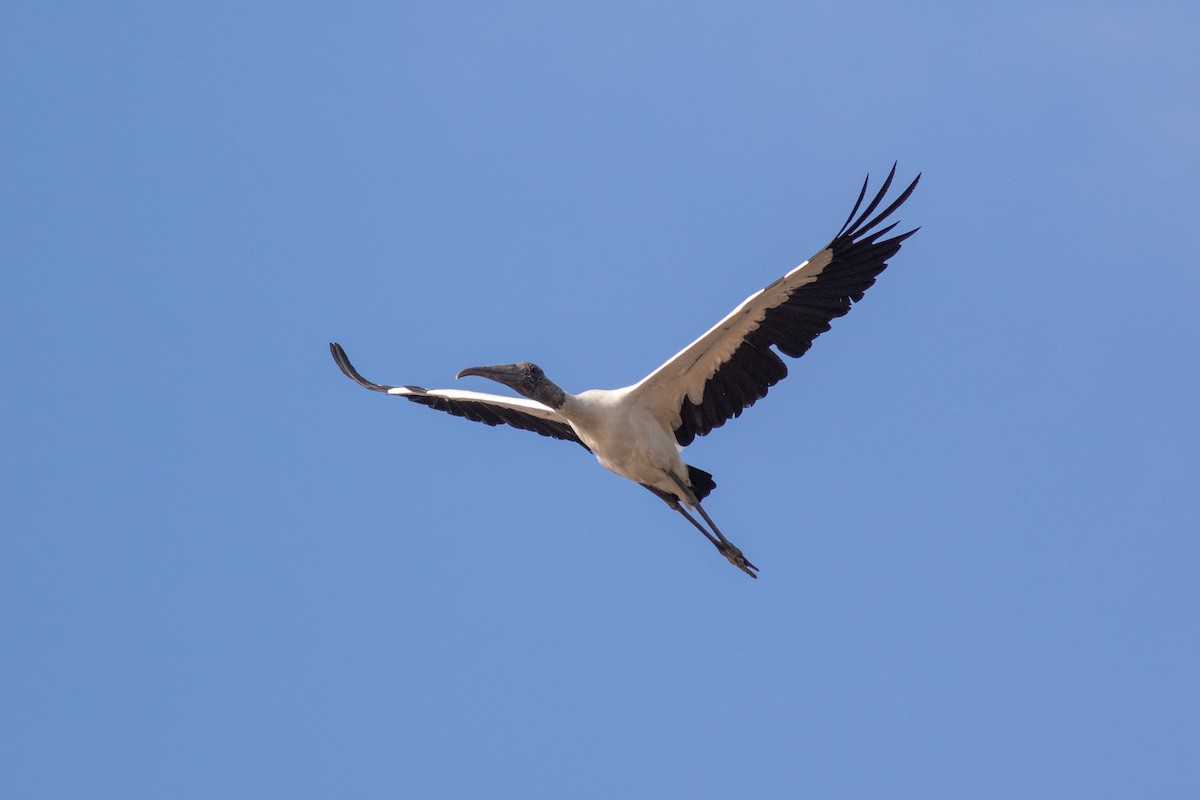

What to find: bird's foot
left=717, top=541, right=759, bottom=579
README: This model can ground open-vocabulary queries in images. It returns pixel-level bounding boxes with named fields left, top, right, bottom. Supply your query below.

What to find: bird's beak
left=456, top=364, right=523, bottom=386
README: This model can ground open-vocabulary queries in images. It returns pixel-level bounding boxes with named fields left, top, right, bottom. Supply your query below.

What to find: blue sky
left=3, top=1, right=1198, bottom=797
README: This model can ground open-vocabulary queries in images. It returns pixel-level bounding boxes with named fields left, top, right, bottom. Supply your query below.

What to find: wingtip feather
left=329, top=342, right=396, bottom=393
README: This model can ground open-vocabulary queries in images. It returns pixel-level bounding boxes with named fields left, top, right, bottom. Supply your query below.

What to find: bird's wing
left=330, top=343, right=589, bottom=449
left=627, top=166, right=920, bottom=446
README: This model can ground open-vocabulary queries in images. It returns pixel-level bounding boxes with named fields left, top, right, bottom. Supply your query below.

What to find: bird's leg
left=695, top=502, right=759, bottom=577
left=642, top=484, right=721, bottom=547
left=641, top=484, right=731, bottom=554
left=666, top=474, right=759, bottom=578
left=670, top=503, right=759, bottom=579
left=673, top=505, right=724, bottom=549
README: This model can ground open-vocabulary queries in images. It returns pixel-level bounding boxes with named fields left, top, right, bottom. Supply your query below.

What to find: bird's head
left=456, top=361, right=565, bottom=408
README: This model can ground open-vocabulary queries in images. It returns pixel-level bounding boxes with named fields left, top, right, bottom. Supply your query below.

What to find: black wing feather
left=330, top=343, right=589, bottom=450
left=400, top=390, right=588, bottom=449
left=673, top=168, right=919, bottom=446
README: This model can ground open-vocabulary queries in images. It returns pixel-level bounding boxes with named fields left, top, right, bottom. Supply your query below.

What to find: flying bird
left=331, top=166, right=919, bottom=578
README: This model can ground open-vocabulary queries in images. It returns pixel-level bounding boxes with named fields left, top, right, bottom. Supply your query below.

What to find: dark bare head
left=456, top=361, right=566, bottom=409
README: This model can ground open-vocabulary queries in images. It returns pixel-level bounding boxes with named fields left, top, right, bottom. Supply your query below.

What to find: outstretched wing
left=330, top=343, right=589, bottom=449
left=628, top=165, right=920, bottom=446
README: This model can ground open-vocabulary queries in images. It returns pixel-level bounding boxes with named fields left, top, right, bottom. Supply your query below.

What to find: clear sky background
left=3, top=2, right=1198, bottom=798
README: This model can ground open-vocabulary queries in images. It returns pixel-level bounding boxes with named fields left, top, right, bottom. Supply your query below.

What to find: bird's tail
left=687, top=465, right=717, bottom=502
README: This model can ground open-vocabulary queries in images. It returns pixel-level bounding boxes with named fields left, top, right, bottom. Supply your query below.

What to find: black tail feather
left=688, top=465, right=717, bottom=502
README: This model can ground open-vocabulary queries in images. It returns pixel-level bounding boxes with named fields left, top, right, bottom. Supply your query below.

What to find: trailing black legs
left=640, top=475, right=759, bottom=578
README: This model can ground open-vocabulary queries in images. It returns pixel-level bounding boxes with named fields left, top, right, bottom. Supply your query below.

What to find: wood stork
left=331, top=166, right=919, bottom=578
